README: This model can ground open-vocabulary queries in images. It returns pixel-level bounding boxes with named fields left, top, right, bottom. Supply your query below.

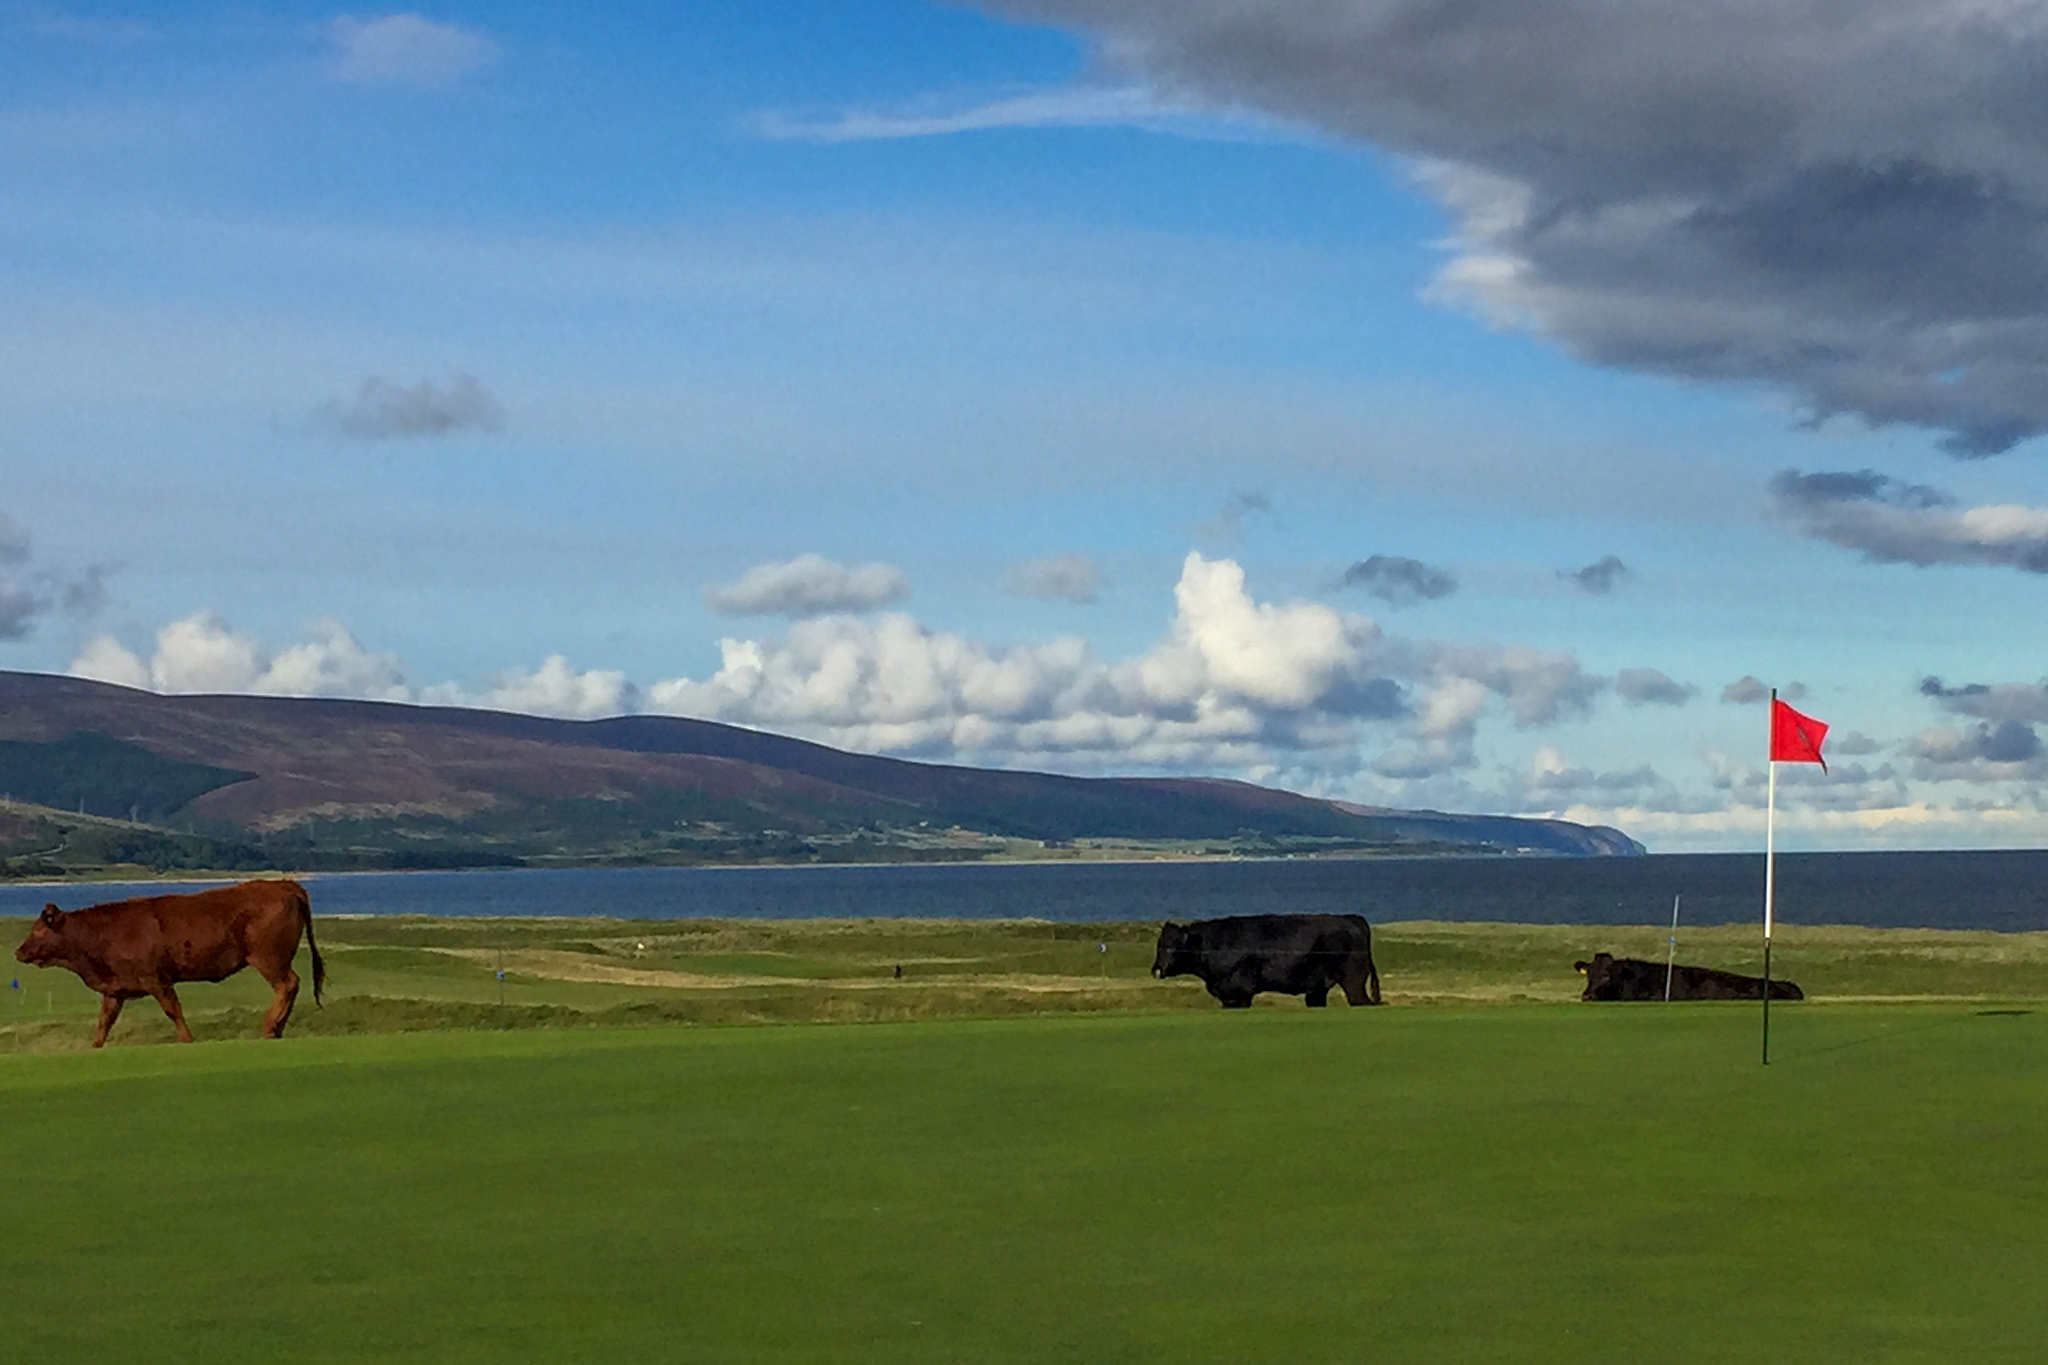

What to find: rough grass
left=4, top=915, right=2046, bottom=1052
left=1, top=1007, right=2044, bottom=1362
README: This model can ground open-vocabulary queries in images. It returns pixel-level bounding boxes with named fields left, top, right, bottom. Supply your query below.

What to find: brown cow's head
left=13, top=904, right=65, bottom=966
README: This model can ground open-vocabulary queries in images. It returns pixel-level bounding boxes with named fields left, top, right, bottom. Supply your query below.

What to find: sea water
left=4, top=850, right=2047, bottom=931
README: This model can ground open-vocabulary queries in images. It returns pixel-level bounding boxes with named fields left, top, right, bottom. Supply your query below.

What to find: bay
left=5, top=849, right=2048, bottom=932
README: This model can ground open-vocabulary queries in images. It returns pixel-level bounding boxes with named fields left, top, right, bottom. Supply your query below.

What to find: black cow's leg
left=91, top=995, right=124, bottom=1048
left=150, top=986, right=195, bottom=1043
left=1304, top=986, right=1329, bottom=1008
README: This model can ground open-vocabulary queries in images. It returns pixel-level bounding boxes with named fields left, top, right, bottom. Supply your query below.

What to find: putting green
left=2, top=1004, right=2042, bottom=1362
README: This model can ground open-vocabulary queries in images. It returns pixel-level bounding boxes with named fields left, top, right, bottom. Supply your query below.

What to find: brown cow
left=13, top=879, right=325, bottom=1047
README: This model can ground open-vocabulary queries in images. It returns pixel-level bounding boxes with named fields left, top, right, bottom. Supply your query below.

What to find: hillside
left=0, top=671, right=1642, bottom=873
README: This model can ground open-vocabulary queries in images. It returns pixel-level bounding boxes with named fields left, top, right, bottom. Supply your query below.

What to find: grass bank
left=4, top=915, right=2045, bottom=1050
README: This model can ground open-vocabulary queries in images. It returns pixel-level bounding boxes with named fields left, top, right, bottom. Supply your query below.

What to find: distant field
left=4, top=915, right=2046, bottom=1050
left=1, top=1006, right=2043, bottom=1362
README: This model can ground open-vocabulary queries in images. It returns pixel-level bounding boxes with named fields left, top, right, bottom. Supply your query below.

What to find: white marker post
left=1663, top=894, right=1682, bottom=1003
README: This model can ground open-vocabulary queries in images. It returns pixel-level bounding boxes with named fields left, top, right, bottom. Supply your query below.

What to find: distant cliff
left=0, top=671, right=1642, bottom=873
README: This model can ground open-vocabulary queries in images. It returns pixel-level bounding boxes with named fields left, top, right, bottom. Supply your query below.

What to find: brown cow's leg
left=150, top=986, right=195, bottom=1043
left=91, top=995, right=124, bottom=1048
left=261, top=969, right=301, bottom=1039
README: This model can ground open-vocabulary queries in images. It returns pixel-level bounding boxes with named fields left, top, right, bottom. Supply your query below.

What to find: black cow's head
left=1152, top=922, right=1196, bottom=979
left=1575, top=952, right=1619, bottom=1001
left=14, top=904, right=66, bottom=967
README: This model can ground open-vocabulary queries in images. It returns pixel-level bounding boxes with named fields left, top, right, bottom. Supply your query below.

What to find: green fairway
left=1, top=1005, right=2043, bottom=1362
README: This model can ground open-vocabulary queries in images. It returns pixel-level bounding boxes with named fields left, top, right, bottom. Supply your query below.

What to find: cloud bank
left=68, top=554, right=1632, bottom=784
left=996, top=0, right=2048, bottom=453
left=658, top=552, right=1598, bottom=778
left=1771, top=469, right=2048, bottom=571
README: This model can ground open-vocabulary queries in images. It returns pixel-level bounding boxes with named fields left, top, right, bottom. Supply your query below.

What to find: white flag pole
left=1762, top=688, right=1778, bottom=1065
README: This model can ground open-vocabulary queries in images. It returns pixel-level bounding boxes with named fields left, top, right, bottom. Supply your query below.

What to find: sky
left=8, top=2, right=2048, bottom=851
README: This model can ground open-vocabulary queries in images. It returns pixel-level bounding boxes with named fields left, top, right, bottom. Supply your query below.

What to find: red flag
left=1770, top=698, right=1828, bottom=771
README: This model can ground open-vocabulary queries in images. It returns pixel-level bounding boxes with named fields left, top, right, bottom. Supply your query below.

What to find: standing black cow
left=1152, top=914, right=1382, bottom=1009
left=1575, top=951, right=1803, bottom=1001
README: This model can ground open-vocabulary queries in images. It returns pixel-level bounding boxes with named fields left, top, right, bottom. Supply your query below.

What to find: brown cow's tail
left=294, top=882, right=326, bottom=1006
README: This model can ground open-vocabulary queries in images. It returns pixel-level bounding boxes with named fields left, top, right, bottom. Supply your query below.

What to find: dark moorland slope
left=0, top=671, right=1642, bottom=871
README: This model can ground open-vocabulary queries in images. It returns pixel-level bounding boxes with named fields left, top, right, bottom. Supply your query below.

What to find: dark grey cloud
left=1196, top=489, right=1273, bottom=543
left=1771, top=469, right=2048, bottom=570
left=0, top=515, right=28, bottom=567
left=1614, top=667, right=1696, bottom=707
left=1530, top=760, right=1662, bottom=796
left=995, top=0, right=2048, bottom=453
left=1003, top=553, right=1102, bottom=603
left=0, top=581, right=35, bottom=640
left=707, top=554, right=910, bottom=617
left=1562, top=555, right=1630, bottom=595
left=1910, top=720, right=2045, bottom=771
left=1340, top=553, right=1457, bottom=606
left=0, top=515, right=107, bottom=640
left=1722, top=675, right=1768, bottom=705
left=1920, top=675, right=2048, bottom=725
left=1721, top=675, right=1805, bottom=705
left=322, top=373, right=504, bottom=439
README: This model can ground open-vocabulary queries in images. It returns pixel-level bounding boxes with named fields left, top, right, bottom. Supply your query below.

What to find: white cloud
left=258, top=618, right=409, bottom=701
left=68, top=612, right=639, bottom=720
left=329, top=13, right=498, bottom=86
left=751, top=83, right=1273, bottom=143
left=68, top=634, right=150, bottom=690
left=50, top=558, right=1625, bottom=804
left=476, top=655, right=636, bottom=720
left=705, top=554, right=910, bottom=617
left=654, top=551, right=1595, bottom=779
left=148, top=612, right=265, bottom=693
left=71, top=613, right=407, bottom=698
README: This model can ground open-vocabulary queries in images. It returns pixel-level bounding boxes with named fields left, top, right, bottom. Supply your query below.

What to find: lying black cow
left=1153, top=914, right=1382, bottom=1009
left=1575, top=951, right=1804, bottom=1002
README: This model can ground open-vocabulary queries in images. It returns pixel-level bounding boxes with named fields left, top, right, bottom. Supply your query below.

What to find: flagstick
left=1763, top=688, right=1777, bottom=1066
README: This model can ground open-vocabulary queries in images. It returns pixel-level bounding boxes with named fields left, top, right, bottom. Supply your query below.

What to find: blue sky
left=9, top=1, right=2048, bottom=850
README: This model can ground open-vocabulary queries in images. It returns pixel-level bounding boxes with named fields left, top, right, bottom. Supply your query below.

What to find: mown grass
left=4, top=915, right=2046, bottom=1051
left=0, top=1006, right=2043, bottom=1362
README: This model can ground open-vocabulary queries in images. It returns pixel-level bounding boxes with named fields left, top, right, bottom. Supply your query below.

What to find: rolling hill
left=0, top=670, right=1642, bottom=872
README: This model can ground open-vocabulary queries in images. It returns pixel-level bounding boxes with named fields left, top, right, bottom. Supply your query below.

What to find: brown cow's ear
left=39, top=904, right=60, bottom=923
